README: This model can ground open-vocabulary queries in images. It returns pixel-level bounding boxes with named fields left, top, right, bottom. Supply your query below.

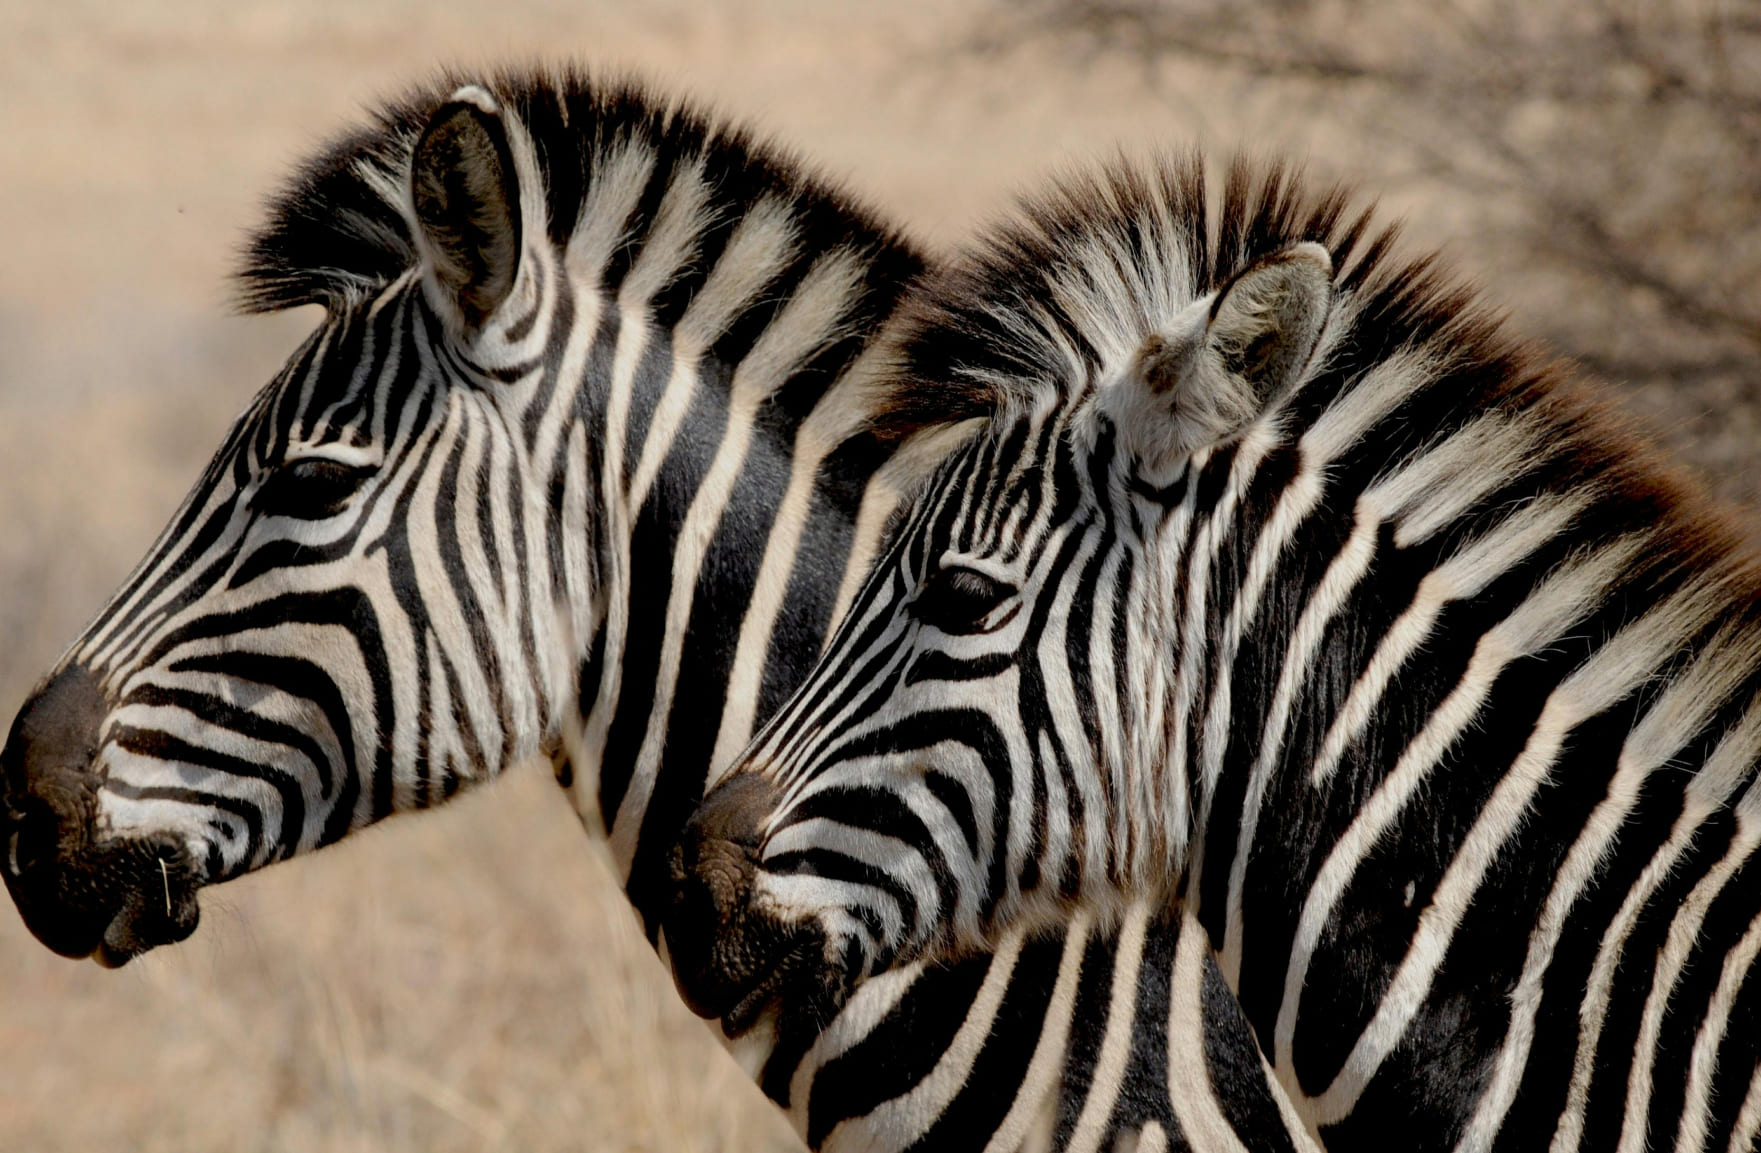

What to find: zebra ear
left=410, top=87, right=524, bottom=333
left=1117, top=241, right=1332, bottom=469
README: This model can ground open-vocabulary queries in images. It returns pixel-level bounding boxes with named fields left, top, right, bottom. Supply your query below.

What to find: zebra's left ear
left=1111, top=241, right=1333, bottom=471
left=410, top=86, right=524, bottom=334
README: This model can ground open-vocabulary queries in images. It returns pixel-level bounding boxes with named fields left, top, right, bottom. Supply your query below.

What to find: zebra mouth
left=86, top=845, right=204, bottom=968
left=663, top=851, right=831, bottom=1034
left=2, top=817, right=202, bottom=967
left=683, top=923, right=845, bottom=1038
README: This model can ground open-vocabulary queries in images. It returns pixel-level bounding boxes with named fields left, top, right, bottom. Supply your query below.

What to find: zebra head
left=0, top=85, right=582, bottom=965
left=667, top=161, right=1340, bottom=1023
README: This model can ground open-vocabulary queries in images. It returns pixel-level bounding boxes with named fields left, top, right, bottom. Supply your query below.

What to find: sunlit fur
left=13, top=74, right=1320, bottom=1151
left=59, top=71, right=928, bottom=892
left=712, top=154, right=1761, bottom=1151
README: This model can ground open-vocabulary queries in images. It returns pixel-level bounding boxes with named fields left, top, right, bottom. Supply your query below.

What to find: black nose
left=665, top=773, right=797, bottom=1025
left=3, top=663, right=107, bottom=877
left=1, top=664, right=198, bottom=962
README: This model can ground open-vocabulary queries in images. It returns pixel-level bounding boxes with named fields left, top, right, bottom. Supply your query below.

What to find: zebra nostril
left=3, top=796, right=59, bottom=879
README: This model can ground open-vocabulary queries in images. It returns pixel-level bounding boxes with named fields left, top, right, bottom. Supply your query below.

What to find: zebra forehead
left=233, top=66, right=920, bottom=318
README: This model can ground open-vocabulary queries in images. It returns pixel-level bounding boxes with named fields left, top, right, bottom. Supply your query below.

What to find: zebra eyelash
left=909, top=565, right=1018, bottom=635
left=248, top=457, right=377, bottom=521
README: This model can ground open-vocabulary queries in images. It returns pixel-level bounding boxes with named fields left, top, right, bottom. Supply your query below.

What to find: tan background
left=2, top=2, right=1755, bottom=1150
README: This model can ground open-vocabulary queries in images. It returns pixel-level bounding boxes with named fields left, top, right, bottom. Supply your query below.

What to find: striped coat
left=673, top=155, right=1761, bottom=1151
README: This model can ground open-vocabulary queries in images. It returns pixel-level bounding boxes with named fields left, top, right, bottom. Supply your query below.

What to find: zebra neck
left=561, top=280, right=914, bottom=933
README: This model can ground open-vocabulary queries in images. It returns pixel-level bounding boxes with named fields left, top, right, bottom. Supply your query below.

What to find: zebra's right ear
left=409, top=87, right=524, bottom=334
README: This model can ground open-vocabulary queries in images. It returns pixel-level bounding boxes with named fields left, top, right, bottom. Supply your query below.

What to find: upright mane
left=236, top=67, right=923, bottom=317
left=882, top=152, right=1756, bottom=573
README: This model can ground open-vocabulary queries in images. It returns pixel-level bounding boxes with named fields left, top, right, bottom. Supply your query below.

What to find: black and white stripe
left=3, top=77, right=1314, bottom=1151
left=44, top=73, right=931, bottom=896
left=683, top=155, right=1761, bottom=1150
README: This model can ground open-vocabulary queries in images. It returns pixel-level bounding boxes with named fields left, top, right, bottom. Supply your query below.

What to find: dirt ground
left=2, top=3, right=1756, bottom=1151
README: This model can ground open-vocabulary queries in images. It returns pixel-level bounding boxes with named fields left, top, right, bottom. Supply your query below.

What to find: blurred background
left=2, top=1, right=1757, bottom=1149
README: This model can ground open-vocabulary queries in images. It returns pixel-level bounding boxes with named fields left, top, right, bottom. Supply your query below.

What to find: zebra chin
left=1, top=663, right=203, bottom=966
left=664, top=774, right=854, bottom=1035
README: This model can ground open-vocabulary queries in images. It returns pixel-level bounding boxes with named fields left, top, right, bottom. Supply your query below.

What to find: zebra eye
left=911, top=565, right=1015, bottom=635
left=251, top=458, right=374, bottom=520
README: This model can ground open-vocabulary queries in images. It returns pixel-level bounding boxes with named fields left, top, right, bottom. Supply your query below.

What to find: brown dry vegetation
left=1, top=2, right=1756, bottom=1150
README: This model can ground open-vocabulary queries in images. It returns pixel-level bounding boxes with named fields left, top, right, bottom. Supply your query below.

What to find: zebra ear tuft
left=1206, top=240, right=1332, bottom=408
left=410, top=87, right=523, bottom=333
left=1115, top=241, right=1332, bottom=469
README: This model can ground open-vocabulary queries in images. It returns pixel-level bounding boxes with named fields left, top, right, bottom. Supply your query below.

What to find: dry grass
left=0, top=762, right=801, bottom=1152
left=2, top=1, right=1757, bottom=1150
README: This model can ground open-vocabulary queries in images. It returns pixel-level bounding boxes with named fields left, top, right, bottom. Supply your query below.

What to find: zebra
left=668, top=154, right=1761, bottom=1151
left=0, top=72, right=1314, bottom=1151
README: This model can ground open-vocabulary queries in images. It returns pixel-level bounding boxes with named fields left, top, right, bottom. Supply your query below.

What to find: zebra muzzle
left=665, top=773, right=837, bottom=1033
left=1, top=664, right=202, bottom=965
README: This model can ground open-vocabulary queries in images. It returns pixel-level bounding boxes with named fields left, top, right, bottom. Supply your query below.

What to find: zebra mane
left=880, top=154, right=1409, bottom=430
left=881, top=151, right=1758, bottom=567
left=236, top=66, right=923, bottom=316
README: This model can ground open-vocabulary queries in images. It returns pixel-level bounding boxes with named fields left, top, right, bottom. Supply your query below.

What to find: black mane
left=237, top=67, right=923, bottom=315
